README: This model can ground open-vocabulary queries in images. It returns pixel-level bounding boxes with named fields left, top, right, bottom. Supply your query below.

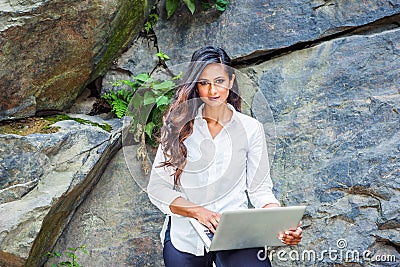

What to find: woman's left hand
left=278, top=224, right=302, bottom=245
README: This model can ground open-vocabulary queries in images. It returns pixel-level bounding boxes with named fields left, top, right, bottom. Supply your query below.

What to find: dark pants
left=163, top=240, right=272, bottom=267
left=163, top=220, right=272, bottom=267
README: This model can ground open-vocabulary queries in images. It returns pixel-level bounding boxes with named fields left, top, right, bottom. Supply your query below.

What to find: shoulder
left=235, top=112, right=262, bottom=129
left=233, top=112, right=264, bottom=141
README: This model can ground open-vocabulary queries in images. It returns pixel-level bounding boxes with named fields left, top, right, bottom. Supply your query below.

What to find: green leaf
left=182, top=0, right=196, bottom=14
left=131, top=94, right=143, bottom=110
left=111, top=80, right=122, bottom=86
left=156, top=95, right=170, bottom=107
left=110, top=98, right=128, bottom=118
left=152, top=80, right=175, bottom=91
left=172, top=71, right=183, bottom=80
left=122, top=80, right=139, bottom=90
left=65, top=252, right=76, bottom=259
left=149, top=13, right=159, bottom=21
left=145, top=122, right=155, bottom=138
left=133, top=73, right=151, bottom=83
left=144, top=21, right=152, bottom=33
left=143, top=91, right=156, bottom=105
left=166, top=0, right=179, bottom=18
left=156, top=51, right=170, bottom=61
left=215, top=0, right=229, bottom=11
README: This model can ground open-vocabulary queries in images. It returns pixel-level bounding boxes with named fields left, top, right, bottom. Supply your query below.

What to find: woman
left=147, top=46, right=302, bottom=266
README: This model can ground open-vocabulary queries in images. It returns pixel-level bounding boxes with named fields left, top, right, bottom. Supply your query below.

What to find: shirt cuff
left=250, top=194, right=280, bottom=208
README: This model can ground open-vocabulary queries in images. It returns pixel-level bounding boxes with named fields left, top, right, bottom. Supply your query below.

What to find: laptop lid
left=190, top=206, right=306, bottom=252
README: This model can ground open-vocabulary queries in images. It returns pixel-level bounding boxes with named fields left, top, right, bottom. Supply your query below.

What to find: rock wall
left=1, top=0, right=400, bottom=266
left=46, top=147, right=164, bottom=267
left=0, top=0, right=152, bottom=121
left=247, top=27, right=400, bottom=266
left=96, top=0, right=399, bottom=266
left=0, top=116, right=122, bottom=267
left=154, top=0, right=400, bottom=65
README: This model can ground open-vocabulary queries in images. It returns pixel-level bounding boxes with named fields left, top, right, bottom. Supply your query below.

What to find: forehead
left=199, top=63, right=229, bottom=79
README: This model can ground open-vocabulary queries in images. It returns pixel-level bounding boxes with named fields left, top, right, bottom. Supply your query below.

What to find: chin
left=204, top=100, right=225, bottom=107
left=201, top=97, right=226, bottom=106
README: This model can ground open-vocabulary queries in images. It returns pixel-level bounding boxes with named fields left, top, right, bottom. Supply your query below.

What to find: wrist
left=190, top=205, right=205, bottom=220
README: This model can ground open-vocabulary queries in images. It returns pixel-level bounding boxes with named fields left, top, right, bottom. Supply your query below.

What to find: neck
left=202, top=103, right=233, bottom=125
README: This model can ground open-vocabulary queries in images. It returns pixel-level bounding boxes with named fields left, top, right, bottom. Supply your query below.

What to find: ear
left=229, top=74, right=236, bottom=89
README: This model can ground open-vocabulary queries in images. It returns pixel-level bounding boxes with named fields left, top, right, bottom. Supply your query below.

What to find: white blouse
left=147, top=104, right=279, bottom=256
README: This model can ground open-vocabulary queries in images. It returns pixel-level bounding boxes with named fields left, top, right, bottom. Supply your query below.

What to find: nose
left=209, top=82, right=217, bottom=95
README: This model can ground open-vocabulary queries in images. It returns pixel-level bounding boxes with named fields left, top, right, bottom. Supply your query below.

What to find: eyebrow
left=197, top=76, right=226, bottom=81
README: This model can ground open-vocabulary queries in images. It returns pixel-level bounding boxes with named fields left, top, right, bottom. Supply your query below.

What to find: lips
left=208, top=96, right=220, bottom=101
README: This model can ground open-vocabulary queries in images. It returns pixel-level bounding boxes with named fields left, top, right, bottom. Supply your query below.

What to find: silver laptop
left=190, top=206, right=306, bottom=251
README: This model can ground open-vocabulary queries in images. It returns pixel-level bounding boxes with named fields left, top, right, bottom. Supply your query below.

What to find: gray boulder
left=46, top=146, right=164, bottom=267
left=0, top=0, right=152, bottom=121
left=154, top=0, right=400, bottom=65
left=0, top=115, right=122, bottom=266
left=248, top=27, right=400, bottom=266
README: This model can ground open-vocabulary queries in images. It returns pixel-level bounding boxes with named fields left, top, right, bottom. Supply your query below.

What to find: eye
left=215, top=79, right=225, bottom=84
left=198, top=81, right=209, bottom=86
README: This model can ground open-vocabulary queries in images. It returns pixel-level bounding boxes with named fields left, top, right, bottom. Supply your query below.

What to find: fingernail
left=285, top=231, right=289, bottom=235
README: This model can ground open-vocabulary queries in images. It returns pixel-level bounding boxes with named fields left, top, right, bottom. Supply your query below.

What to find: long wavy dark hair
left=158, top=46, right=241, bottom=187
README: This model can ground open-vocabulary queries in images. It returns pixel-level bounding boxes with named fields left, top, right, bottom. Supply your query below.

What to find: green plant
left=144, top=6, right=159, bottom=34
left=46, top=245, right=88, bottom=267
left=104, top=71, right=180, bottom=173
left=156, top=51, right=170, bottom=62
left=102, top=88, right=134, bottom=118
left=128, top=73, right=177, bottom=141
left=201, top=0, right=229, bottom=11
left=166, top=0, right=230, bottom=18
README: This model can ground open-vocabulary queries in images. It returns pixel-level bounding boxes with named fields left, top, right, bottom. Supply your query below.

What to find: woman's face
left=197, top=63, right=235, bottom=107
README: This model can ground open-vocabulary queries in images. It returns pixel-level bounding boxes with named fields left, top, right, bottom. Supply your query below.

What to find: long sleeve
left=246, top=122, right=280, bottom=208
left=147, top=145, right=185, bottom=215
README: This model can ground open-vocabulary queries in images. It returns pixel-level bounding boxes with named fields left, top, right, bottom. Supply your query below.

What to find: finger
left=207, top=221, right=217, bottom=233
left=289, top=228, right=302, bottom=238
left=282, top=233, right=302, bottom=243
left=282, top=237, right=301, bottom=245
left=211, top=212, right=221, bottom=222
left=277, top=233, right=284, bottom=240
left=283, top=234, right=295, bottom=241
left=285, top=228, right=302, bottom=237
left=207, top=217, right=219, bottom=233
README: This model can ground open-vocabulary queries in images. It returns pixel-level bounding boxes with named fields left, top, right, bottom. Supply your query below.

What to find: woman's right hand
left=194, top=207, right=221, bottom=233
left=169, top=197, right=221, bottom=233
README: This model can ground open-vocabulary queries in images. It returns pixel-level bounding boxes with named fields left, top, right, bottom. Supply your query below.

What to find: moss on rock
left=0, top=115, right=112, bottom=136
left=92, top=0, right=148, bottom=79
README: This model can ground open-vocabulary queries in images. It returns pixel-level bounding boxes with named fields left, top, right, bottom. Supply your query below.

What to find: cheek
left=197, top=87, right=208, bottom=97
left=220, top=88, right=229, bottom=99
